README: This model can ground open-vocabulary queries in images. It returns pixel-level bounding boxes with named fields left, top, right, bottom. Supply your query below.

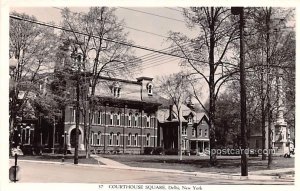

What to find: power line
left=47, top=7, right=199, bottom=73
left=10, top=15, right=206, bottom=64
left=52, top=7, right=169, bottom=39
left=118, top=7, right=185, bottom=23
left=164, top=7, right=184, bottom=13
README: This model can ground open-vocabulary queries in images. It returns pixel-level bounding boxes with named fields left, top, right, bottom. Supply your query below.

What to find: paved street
left=9, top=161, right=294, bottom=185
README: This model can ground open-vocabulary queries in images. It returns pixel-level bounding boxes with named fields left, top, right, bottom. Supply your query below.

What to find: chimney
left=169, top=105, right=173, bottom=121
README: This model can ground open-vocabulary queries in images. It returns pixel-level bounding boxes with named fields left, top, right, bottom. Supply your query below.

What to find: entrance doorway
left=70, top=128, right=82, bottom=148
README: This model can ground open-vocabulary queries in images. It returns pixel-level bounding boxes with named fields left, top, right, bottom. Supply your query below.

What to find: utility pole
left=266, top=8, right=273, bottom=169
left=261, top=47, right=267, bottom=161
left=72, top=48, right=81, bottom=165
left=231, top=7, right=248, bottom=176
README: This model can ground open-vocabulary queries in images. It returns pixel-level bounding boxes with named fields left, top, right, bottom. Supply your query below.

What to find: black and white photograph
left=0, top=0, right=298, bottom=190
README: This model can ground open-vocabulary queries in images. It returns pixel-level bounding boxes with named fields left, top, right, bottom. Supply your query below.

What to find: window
left=113, top=112, right=117, bottom=126
left=110, top=112, right=113, bottom=125
left=128, top=113, right=132, bottom=127
left=92, top=112, right=96, bottom=124
left=150, top=116, right=156, bottom=128
left=134, top=133, right=138, bottom=146
left=93, top=132, right=98, bottom=145
left=101, top=112, right=106, bottom=125
left=147, top=83, right=153, bottom=95
left=134, top=113, right=138, bottom=127
left=188, top=117, right=193, bottom=124
left=128, top=133, right=132, bottom=146
left=91, top=131, right=101, bottom=146
left=116, top=132, right=121, bottom=146
left=192, top=127, right=196, bottom=137
left=125, top=115, right=129, bottom=126
left=182, top=126, right=187, bottom=136
left=113, top=87, right=121, bottom=98
left=182, top=140, right=187, bottom=150
left=199, top=129, right=202, bottom=137
left=109, top=132, right=114, bottom=146
left=117, top=112, right=121, bottom=126
left=204, top=129, right=208, bottom=137
left=146, top=115, right=150, bottom=127
left=97, top=111, right=101, bottom=124
left=146, top=134, right=151, bottom=146
left=97, top=132, right=101, bottom=145
left=70, top=108, right=75, bottom=122
left=21, top=126, right=34, bottom=145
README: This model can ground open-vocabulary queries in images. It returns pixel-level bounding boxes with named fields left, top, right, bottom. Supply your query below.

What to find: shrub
left=20, top=145, right=34, bottom=155
left=153, top=147, right=164, bottom=155
left=144, top=147, right=154, bottom=155
left=165, top=148, right=178, bottom=155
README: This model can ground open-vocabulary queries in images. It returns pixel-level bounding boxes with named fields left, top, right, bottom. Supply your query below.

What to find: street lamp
left=62, top=131, right=68, bottom=162
left=231, top=7, right=248, bottom=176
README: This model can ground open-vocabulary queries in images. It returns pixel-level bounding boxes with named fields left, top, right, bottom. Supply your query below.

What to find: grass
left=10, top=153, right=294, bottom=175
left=10, top=154, right=102, bottom=165
left=101, top=154, right=295, bottom=174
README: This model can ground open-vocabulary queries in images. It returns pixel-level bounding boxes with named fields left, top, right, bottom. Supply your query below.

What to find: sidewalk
left=90, top=154, right=128, bottom=167
left=11, top=157, right=295, bottom=182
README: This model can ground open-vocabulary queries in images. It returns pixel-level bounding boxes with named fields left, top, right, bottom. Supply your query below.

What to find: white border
left=1, top=1, right=299, bottom=191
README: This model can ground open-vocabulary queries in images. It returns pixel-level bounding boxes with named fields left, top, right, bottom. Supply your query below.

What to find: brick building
left=157, top=103, right=210, bottom=155
left=64, top=76, right=165, bottom=154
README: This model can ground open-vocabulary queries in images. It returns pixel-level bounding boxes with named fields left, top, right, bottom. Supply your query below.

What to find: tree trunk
left=208, top=8, right=217, bottom=166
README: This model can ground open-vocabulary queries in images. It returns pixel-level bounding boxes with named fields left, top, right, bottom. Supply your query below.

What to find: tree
left=9, top=12, right=57, bottom=150
left=157, top=73, right=190, bottom=160
left=168, top=7, right=240, bottom=165
left=59, top=7, right=141, bottom=159
left=243, top=7, right=295, bottom=163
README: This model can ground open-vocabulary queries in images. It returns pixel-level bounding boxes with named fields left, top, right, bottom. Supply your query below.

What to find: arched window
left=134, top=113, right=139, bottom=127
left=146, top=133, right=151, bottom=146
left=109, top=132, right=114, bottom=146
left=110, top=112, right=114, bottom=125
left=146, top=115, right=150, bottom=127
left=97, top=131, right=101, bottom=145
left=117, top=112, right=121, bottom=126
left=116, top=132, right=121, bottom=146
left=142, top=115, right=147, bottom=127
left=134, top=133, right=138, bottom=146
left=128, top=133, right=132, bottom=146
left=128, top=113, right=132, bottom=127
left=97, top=111, right=101, bottom=124
left=113, top=112, right=117, bottom=126
left=147, top=83, right=153, bottom=95
left=101, top=112, right=106, bottom=125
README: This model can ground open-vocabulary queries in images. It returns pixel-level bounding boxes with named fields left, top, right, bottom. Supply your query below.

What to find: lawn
left=101, top=154, right=294, bottom=174
left=10, top=154, right=101, bottom=165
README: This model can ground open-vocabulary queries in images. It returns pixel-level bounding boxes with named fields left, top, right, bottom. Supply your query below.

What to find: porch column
left=196, top=140, right=198, bottom=153
left=202, top=141, right=204, bottom=153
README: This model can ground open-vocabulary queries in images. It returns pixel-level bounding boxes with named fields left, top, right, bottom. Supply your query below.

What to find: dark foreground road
left=8, top=161, right=294, bottom=185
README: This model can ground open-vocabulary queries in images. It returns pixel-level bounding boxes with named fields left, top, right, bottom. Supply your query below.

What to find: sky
left=10, top=7, right=198, bottom=79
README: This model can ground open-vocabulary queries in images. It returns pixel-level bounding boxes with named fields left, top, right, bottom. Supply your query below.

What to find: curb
left=11, top=159, right=294, bottom=181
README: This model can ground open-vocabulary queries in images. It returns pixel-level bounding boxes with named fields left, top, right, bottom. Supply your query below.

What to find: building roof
left=93, top=76, right=165, bottom=107
left=157, top=103, right=209, bottom=123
